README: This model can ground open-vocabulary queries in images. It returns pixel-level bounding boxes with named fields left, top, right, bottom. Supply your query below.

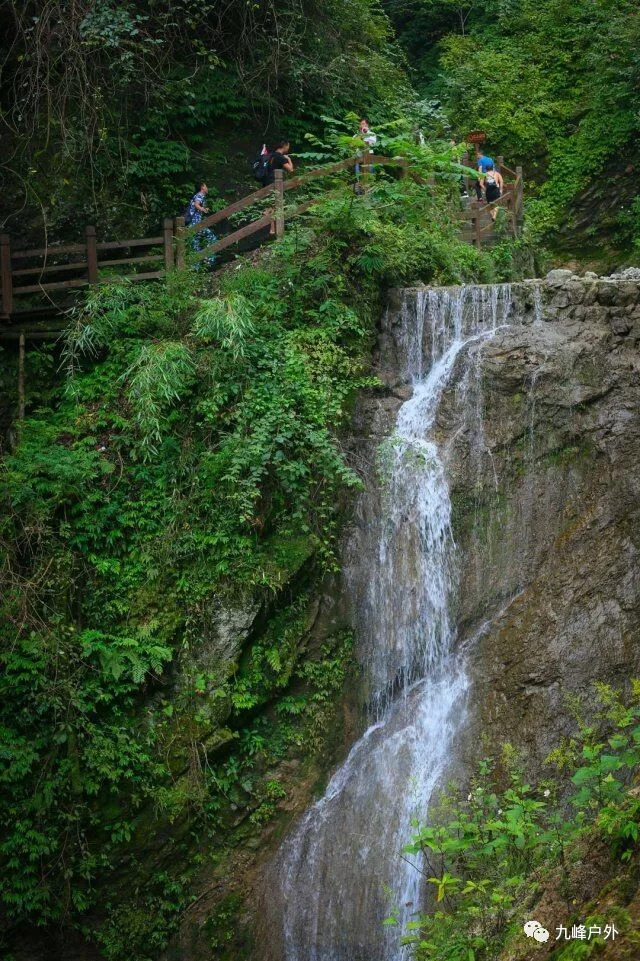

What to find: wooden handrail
left=12, top=261, right=89, bottom=278
left=2, top=153, right=524, bottom=318
left=283, top=157, right=356, bottom=192
left=96, top=237, right=163, bottom=250
left=184, top=183, right=275, bottom=236
left=192, top=213, right=274, bottom=261
left=12, top=243, right=86, bottom=259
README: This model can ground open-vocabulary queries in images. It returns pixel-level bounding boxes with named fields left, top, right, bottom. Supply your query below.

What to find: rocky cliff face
left=254, top=271, right=640, bottom=961
left=366, top=270, right=640, bottom=769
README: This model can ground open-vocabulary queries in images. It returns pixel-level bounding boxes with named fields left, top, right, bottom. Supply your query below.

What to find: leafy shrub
left=396, top=682, right=640, bottom=960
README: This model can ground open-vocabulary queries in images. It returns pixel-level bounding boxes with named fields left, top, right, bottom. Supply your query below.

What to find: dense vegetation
left=395, top=683, right=640, bottom=960
left=2, top=1, right=638, bottom=251
left=384, top=0, right=640, bottom=249
left=1, top=0, right=639, bottom=958
left=0, top=0, right=407, bottom=238
left=0, top=167, right=516, bottom=956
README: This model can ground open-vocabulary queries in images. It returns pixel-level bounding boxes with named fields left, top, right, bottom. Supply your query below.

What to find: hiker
left=355, top=119, right=377, bottom=183
left=266, top=139, right=294, bottom=184
left=188, top=181, right=217, bottom=265
left=254, top=140, right=294, bottom=235
left=474, top=144, right=494, bottom=200
left=482, top=163, right=504, bottom=220
left=253, top=139, right=294, bottom=188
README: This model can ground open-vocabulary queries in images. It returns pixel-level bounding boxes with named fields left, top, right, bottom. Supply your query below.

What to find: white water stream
left=277, top=285, right=513, bottom=961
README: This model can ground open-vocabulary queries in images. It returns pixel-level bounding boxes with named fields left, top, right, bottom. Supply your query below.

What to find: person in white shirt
left=356, top=118, right=377, bottom=182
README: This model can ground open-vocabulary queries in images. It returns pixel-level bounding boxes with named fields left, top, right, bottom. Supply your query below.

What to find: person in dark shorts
left=482, top=164, right=504, bottom=220
left=474, top=145, right=494, bottom=200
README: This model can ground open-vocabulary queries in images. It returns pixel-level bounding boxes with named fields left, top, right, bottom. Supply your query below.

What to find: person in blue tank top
left=474, top=145, right=494, bottom=199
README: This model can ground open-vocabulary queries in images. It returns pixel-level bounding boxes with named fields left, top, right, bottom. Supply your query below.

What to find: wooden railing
left=0, top=222, right=173, bottom=319
left=1, top=154, right=523, bottom=321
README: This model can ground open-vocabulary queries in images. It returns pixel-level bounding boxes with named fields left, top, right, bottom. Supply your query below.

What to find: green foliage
left=0, top=160, right=517, bottom=947
left=1, top=0, right=409, bottom=237
left=123, top=341, right=196, bottom=457
left=94, top=872, right=190, bottom=961
left=399, top=683, right=640, bottom=961
left=385, top=0, right=640, bottom=244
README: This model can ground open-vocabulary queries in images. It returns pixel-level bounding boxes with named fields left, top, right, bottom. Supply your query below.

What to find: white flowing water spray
left=278, top=285, right=513, bottom=961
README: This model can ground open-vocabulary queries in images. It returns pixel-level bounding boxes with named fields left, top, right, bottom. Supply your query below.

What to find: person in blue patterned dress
left=188, top=182, right=217, bottom=266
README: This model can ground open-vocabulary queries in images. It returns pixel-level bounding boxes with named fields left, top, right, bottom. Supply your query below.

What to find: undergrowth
left=394, top=682, right=640, bottom=961
left=0, top=166, right=529, bottom=955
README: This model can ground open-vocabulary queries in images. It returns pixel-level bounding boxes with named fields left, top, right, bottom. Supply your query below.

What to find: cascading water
left=276, top=285, right=513, bottom=961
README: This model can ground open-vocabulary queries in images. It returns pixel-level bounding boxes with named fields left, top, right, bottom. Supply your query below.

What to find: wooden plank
left=98, top=254, right=162, bottom=268
left=515, top=166, right=524, bottom=230
left=192, top=214, right=273, bottom=261
left=86, top=226, right=98, bottom=284
left=12, top=261, right=88, bottom=277
left=358, top=154, right=405, bottom=166
left=12, top=243, right=86, bottom=259
left=185, top=184, right=276, bottom=235
left=274, top=170, right=285, bottom=239
left=0, top=328, right=66, bottom=342
left=174, top=217, right=186, bottom=269
left=471, top=201, right=482, bottom=248
left=13, top=277, right=89, bottom=294
left=18, top=333, right=25, bottom=420
left=163, top=218, right=174, bottom=271
left=289, top=198, right=317, bottom=217
left=95, top=237, right=163, bottom=251
left=1, top=234, right=13, bottom=315
left=283, top=159, right=355, bottom=192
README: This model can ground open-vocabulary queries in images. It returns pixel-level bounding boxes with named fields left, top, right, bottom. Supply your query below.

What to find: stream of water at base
left=277, top=285, right=513, bottom=961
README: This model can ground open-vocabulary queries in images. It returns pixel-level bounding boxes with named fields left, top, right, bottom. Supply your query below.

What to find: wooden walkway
left=0, top=154, right=523, bottom=343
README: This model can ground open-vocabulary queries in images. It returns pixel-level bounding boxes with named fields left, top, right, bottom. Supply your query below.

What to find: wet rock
left=611, top=316, right=633, bottom=336
left=551, top=290, right=571, bottom=309
left=598, top=283, right=621, bottom=306
left=610, top=266, right=640, bottom=281
left=546, top=268, right=574, bottom=284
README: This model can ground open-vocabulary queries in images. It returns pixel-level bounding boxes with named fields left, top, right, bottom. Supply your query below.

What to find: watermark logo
left=524, top=920, right=619, bottom=945
left=523, top=920, right=550, bottom=943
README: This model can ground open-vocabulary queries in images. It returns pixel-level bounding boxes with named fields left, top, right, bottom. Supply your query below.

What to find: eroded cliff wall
left=370, top=270, right=640, bottom=767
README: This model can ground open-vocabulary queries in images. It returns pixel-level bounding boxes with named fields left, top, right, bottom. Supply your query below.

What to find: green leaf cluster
left=399, top=682, right=640, bottom=961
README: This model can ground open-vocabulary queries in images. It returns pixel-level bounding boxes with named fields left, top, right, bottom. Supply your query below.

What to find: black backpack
left=252, top=151, right=272, bottom=185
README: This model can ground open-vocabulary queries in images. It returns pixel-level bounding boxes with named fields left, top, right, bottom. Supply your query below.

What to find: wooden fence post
left=174, top=217, right=186, bottom=268
left=471, top=201, right=482, bottom=249
left=274, top=169, right=285, bottom=239
left=462, top=151, right=471, bottom=197
left=497, top=155, right=504, bottom=172
left=163, top=218, right=174, bottom=271
left=515, top=166, right=524, bottom=231
left=362, top=150, right=372, bottom=191
left=509, top=192, right=517, bottom=235
left=1, top=233, right=13, bottom=315
left=85, top=225, right=98, bottom=284
left=18, top=332, right=25, bottom=421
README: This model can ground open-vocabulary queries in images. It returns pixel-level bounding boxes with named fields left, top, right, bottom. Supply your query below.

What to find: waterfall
left=276, top=285, right=513, bottom=961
